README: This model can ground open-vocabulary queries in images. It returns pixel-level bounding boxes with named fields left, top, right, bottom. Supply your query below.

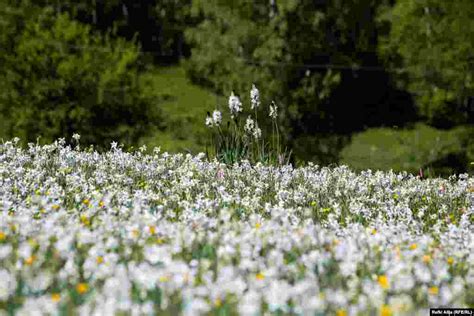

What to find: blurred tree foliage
left=34, top=0, right=195, bottom=64
left=184, top=0, right=416, bottom=164
left=0, top=1, right=160, bottom=147
left=378, top=0, right=474, bottom=128
left=0, top=0, right=471, bottom=174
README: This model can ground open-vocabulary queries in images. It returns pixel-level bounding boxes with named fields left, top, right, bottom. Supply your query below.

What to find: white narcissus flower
left=245, top=116, right=255, bottom=134
left=228, top=91, right=242, bottom=117
left=253, top=125, right=262, bottom=139
left=0, top=137, right=473, bottom=314
left=269, top=101, right=278, bottom=119
left=250, top=84, right=260, bottom=110
left=205, top=116, right=214, bottom=127
left=212, top=110, right=222, bottom=126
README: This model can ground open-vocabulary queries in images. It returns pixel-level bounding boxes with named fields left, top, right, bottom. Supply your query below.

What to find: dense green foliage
left=0, top=0, right=472, bottom=175
left=0, top=2, right=160, bottom=147
left=378, top=0, right=474, bottom=127
left=184, top=1, right=391, bottom=163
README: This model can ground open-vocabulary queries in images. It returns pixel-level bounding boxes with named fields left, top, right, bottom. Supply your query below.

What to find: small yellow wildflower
left=371, top=228, right=377, bottom=235
left=28, top=238, right=38, bottom=247
left=255, top=222, right=261, bottom=229
left=132, top=229, right=140, bottom=238
left=96, top=256, right=104, bottom=264
left=409, top=243, right=417, bottom=250
left=380, top=304, right=392, bottom=316
left=422, top=255, right=431, bottom=263
left=82, top=199, right=90, bottom=206
left=52, top=204, right=60, bottom=211
left=428, top=286, right=439, bottom=295
left=256, top=272, right=265, bottom=280
left=214, top=298, right=222, bottom=307
left=377, top=275, right=390, bottom=290
left=76, top=283, right=88, bottom=294
left=80, top=215, right=91, bottom=226
left=99, top=201, right=105, bottom=208
left=149, top=225, right=156, bottom=235
left=159, top=275, right=170, bottom=283
left=40, top=208, right=46, bottom=214
left=336, top=309, right=347, bottom=316
left=25, top=255, right=36, bottom=266
left=447, top=257, right=454, bottom=265
left=0, top=231, right=6, bottom=241
left=51, top=293, right=61, bottom=302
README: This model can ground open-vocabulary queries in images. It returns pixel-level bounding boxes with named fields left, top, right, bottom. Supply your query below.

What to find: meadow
left=0, top=138, right=473, bottom=315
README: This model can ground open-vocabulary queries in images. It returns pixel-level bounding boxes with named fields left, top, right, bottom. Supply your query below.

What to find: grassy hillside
left=139, top=66, right=219, bottom=154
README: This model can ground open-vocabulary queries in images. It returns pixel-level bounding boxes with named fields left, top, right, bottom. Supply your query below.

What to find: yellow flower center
left=409, top=243, right=417, bottom=250
left=51, top=293, right=61, bottom=302
left=380, top=304, right=392, bottom=316
left=336, top=309, right=347, bottom=316
left=0, top=232, right=6, bottom=241
left=25, top=255, right=36, bottom=266
left=428, top=286, right=439, bottom=295
left=76, top=283, right=88, bottom=294
left=256, top=272, right=265, bottom=280
left=96, top=256, right=104, bottom=264
left=80, top=215, right=91, bottom=226
left=377, top=275, right=390, bottom=290
left=447, top=257, right=454, bottom=265
left=422, top=255, right=431, bottom=263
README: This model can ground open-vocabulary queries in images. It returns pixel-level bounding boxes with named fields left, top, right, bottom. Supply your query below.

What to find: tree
left=378, top=0, right=474, bottom=127
left=0, top=2, right=161, bottom=147
left=185, top=0, right=399, bottom=164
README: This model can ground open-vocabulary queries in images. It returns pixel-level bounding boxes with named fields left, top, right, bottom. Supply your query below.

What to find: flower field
left=0, top=139, right=473, bottom=315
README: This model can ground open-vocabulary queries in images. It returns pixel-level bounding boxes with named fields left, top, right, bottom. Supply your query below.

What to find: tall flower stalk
left=205, top=85, right=290, bottom=165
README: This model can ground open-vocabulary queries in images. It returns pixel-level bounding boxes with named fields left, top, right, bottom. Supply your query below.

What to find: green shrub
left=340, top=124, right=473, bottom=177
left=0, top=4, right=160, bottom=148
left=378, top=0, right=474, bottom=127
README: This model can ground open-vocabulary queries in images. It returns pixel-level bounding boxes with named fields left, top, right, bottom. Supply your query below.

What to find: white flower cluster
left=228, top=91, right=242, bottom=118
left=0, top=140, right=473, bottom=315
left=269, top=101, right=278, bottom=119
left=205, top=110, right=222, bottom=127
left=250, top=84, right=260, bottom=110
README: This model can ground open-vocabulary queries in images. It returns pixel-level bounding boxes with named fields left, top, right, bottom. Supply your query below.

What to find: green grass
left=139, top=66, right=218, bottom=154
left=340, top=123, right=473, bottom=176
